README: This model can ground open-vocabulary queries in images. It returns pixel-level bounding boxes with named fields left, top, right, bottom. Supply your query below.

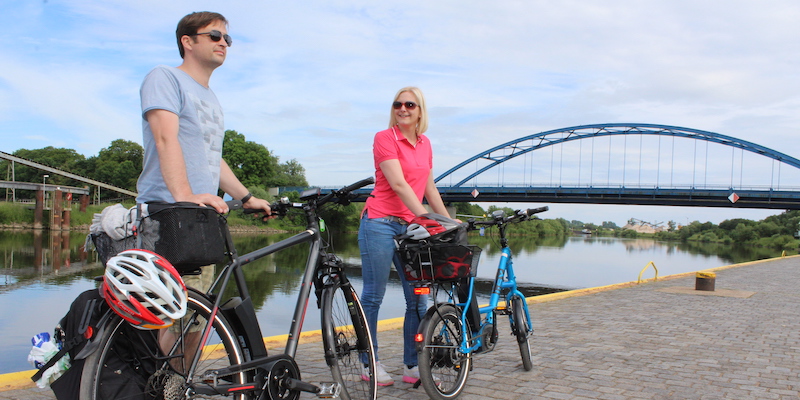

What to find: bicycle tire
left=510, top=295, right=533, bottom=371
left=418, top=304, right=471, bottom=400
left=80, top=291, right=248, bottom=400
left=320, top=277, right=377, bottom=400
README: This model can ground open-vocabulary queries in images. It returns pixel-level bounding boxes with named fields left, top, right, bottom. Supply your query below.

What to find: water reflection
left=0, top=230, right=788, bottom=374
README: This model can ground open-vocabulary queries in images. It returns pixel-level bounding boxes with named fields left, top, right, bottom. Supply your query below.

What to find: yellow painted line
left=0, top=370, right=37, bottom=392
left=3, top=255, right=795, bottom=392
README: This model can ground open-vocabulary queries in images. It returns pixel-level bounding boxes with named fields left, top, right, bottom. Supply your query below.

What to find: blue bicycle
left=413, top=207, right=548, bottom=399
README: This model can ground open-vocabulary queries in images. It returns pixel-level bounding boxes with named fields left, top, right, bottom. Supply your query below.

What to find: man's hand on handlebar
left=242, top=196, right=274, bottom=220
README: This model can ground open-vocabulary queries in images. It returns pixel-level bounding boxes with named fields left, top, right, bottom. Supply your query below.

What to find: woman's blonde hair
left=388, top=86, right=428, bottom=135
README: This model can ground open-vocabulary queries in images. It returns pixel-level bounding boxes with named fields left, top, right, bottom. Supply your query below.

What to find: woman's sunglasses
left=392, top=101, right=417, bottom=110
left=190, top=30, right=233, bottom=47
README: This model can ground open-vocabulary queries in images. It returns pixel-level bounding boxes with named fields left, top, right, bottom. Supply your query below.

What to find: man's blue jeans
left=359, top=213, right=428, bottom=367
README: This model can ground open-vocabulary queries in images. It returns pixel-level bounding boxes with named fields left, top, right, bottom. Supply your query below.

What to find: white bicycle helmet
left=102, top=249, right=188, bottom=330
left=406, top=213, right=462, bottom=240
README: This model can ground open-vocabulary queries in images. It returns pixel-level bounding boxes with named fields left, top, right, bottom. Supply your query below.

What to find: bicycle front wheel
left=418, top=304, right=471, bottom=400
left=320, top=277, right=377, bottom=400
left=80, top=291, right=247, bottom=400
left=510, top=295, right=533, bottom=371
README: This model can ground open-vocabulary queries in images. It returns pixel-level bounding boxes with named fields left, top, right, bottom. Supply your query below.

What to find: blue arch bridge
left=318, top=123, right=800, bottom=210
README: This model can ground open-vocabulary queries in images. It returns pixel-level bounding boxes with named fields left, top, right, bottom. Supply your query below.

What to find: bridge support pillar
left=80, top=193, right=88, bottom=212
left=52, top=189, right=63, bottom=231
left=34, top=189, right=44, bottom=230
left=62, top=209, right=71, bottom=231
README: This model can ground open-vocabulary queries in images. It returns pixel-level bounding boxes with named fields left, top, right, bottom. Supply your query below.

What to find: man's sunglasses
left=190, top=30, right=233, bottom=47
left=392, top=101, right=417, bottom=110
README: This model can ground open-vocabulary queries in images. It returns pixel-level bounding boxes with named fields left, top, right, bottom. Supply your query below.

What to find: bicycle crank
left=257, top=356, right=335, bottom=400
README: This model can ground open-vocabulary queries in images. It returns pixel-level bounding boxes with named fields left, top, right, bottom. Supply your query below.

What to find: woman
left=359, top=86, right=456, bottom=385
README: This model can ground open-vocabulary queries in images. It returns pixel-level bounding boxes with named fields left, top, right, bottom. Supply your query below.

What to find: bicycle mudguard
left=415, top=302, right=462, bottom=353
left=221, top=297, right=268, bottom=359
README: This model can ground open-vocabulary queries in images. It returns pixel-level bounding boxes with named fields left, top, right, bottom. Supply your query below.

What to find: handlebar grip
left=527, top=206, right=549, bottom=216
left=226, top=199, right=243, bottom=210
left=340, top=177, right=375, bottom=193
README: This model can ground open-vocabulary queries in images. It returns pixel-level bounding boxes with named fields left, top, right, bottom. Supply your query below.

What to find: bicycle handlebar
left=241, top=177, right=375, bottom=217
left=467, top=206, right=549, bottom=230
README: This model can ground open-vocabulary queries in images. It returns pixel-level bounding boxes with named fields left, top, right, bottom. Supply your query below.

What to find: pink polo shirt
left=364, top=126, right=433, bottom=222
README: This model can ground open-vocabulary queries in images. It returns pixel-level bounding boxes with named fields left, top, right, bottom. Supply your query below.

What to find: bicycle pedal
left=316, top=382, right=341, bottom=398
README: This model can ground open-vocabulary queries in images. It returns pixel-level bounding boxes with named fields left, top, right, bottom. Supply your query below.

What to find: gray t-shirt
left=136, top=65, right=225, bottom=203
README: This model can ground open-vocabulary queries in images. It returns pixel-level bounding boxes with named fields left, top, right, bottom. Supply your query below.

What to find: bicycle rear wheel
left=320, top=276, right=377, bottom=400
left=509, top=295, right=533, bottom=371
left=418, top=304, right=471, bottom=400
left=80, top=291, right=247, bottom=400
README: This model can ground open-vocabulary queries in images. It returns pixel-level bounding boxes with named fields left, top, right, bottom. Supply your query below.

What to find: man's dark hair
left=176, top=12, right=228, bottom=59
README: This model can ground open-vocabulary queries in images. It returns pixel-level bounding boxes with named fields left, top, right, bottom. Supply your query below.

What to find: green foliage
left=274, top=159, right=309, bottom=187
left=0, top=202, right=34, bottom=224
left=453, top=203, right=486, bottom=218
left=319, top=202, right=364, bottom=232
left=87, top=140, right=143, bottom=196
left=222, top=130, right=308, bottom=189
left=222, top=130, right=279, bottom=188
left=601, top=220, right=620, bottom=229
left=660, top=210, right=800, bottom=250
left=616, top=229, right=640, bottom=238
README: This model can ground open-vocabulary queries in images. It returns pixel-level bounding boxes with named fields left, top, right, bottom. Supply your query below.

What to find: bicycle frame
left=182, top=180, right=375, bottom=395
left=175, top=206, right=325, bottom=393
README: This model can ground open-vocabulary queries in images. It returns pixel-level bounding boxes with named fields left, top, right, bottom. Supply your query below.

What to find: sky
left=3, top=1, right=800, bottom=226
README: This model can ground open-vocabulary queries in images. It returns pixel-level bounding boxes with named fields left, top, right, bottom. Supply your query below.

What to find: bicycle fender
left=414, top=303, right=461, bottom=353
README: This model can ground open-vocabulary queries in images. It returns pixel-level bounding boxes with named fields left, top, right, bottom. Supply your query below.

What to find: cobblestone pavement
left=3, top=256, right=799, bottom=399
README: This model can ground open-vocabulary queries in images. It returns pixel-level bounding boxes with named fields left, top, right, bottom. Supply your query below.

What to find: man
left=137, top=11, right=270, bottom=215
left=136, top=11, right=269, bottom=376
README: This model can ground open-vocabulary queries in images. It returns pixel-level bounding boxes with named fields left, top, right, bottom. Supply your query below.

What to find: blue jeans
left=359, top=212, right=428, bottom=366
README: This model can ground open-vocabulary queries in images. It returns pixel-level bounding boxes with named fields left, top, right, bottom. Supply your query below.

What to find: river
left=0, top=229, right=787, bottom=374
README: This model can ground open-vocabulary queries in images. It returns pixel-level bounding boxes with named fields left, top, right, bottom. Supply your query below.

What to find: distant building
left=621, top=223, right=665, bottom=234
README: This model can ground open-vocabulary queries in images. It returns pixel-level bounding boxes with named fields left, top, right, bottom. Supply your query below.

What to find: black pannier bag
left=92, top=202, right=229, bottom=272
left=31, top=288, right=108, bottom=400
left=31, top=288, right=159, bottom=400
left=397, top=240, right=482, bottom=282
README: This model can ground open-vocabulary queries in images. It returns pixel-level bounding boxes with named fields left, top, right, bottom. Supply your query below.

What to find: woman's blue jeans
left=359, top=213, right=428, bottom=366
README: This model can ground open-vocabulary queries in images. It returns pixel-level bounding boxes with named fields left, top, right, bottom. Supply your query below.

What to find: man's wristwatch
left=240, top=192, right=253, bottom=204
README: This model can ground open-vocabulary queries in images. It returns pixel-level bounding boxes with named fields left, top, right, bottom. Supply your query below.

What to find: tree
left=222, top=130, right=280, bottom=189
left=273, top=159, right=308, bottom=187
left=87, top=139, right=143, bottom=193
left=601, top=221, right=620, bottom=230
left=453, top=203, right=486, bottom=218
left=668, top=220, right=677, bottom=231
left=221, top=130, right=308, bottom=189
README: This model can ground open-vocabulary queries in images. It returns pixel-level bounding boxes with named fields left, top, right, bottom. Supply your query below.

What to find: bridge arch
left=435, top=123, right=800, bottom=188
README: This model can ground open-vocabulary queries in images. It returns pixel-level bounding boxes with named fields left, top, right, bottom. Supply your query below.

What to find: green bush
left=0, top=202, right=34, bottom=224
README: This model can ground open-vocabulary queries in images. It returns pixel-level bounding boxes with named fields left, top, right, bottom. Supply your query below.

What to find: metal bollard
left=695, top=271, right=716, bottom=291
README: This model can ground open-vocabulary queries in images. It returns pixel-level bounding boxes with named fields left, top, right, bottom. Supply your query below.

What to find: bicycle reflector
left=414, top=286, right=431, bottom=295
left=415, top=333, right=425, bottom=343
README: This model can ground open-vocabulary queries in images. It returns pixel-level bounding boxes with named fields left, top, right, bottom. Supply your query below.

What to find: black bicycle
left=79, top=178, right=378, bottom=400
